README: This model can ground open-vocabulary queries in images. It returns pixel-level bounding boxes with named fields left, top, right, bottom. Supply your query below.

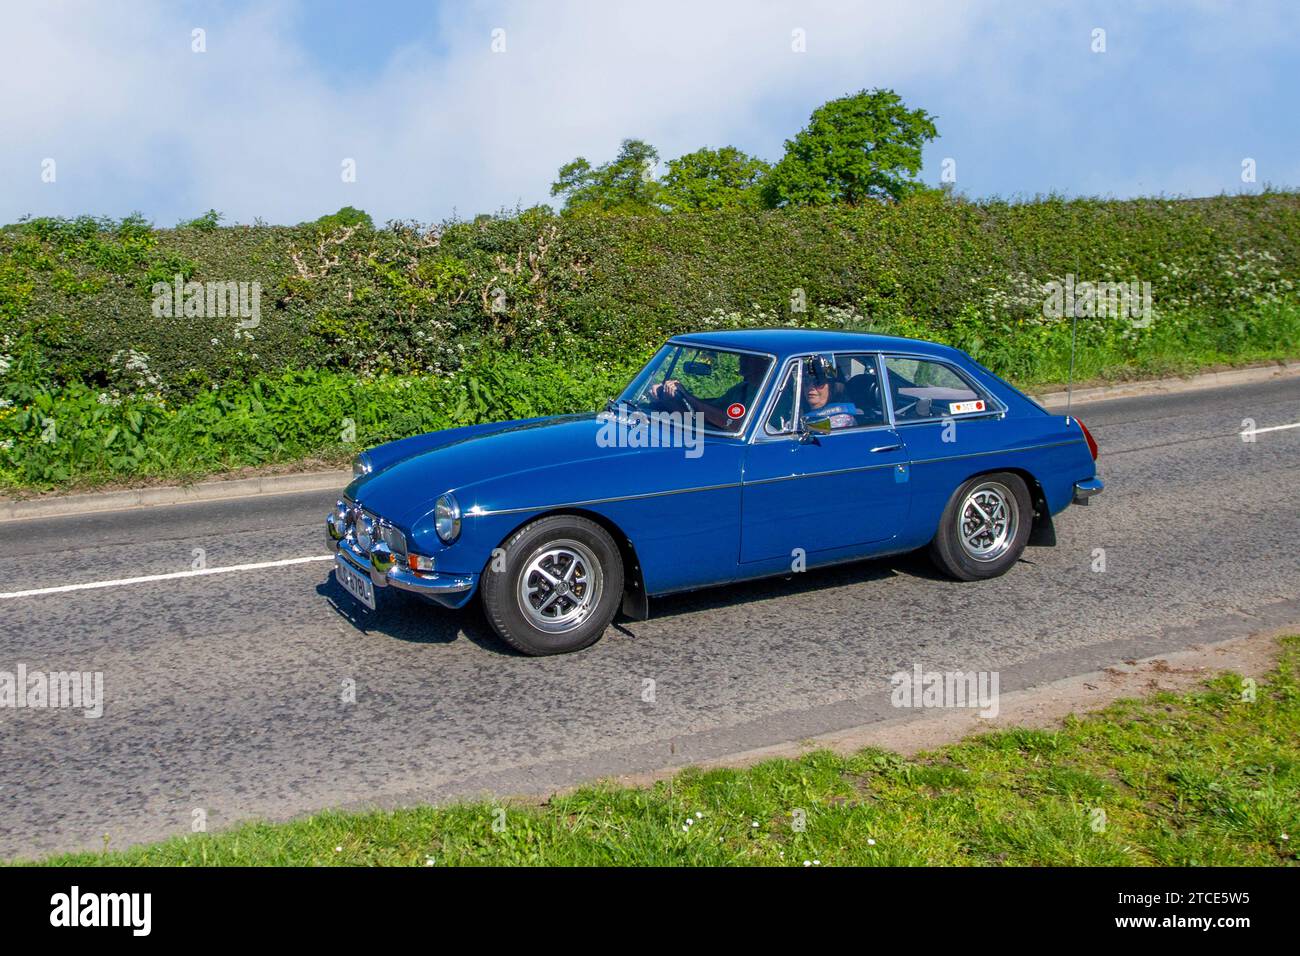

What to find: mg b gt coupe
left=327, top=330, right=1103, bottom=655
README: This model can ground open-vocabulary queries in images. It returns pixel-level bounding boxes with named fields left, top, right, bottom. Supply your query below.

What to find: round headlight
left=381, top=522, right=407, bottom=555
left=353, top=453, right=373, bottom=478
left=435, top=493, right=461, bottom=544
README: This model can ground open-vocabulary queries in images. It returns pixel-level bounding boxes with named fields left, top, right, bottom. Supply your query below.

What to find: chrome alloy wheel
left=957, top=481, right=1019, bottom=562
left=516, top=539, right=604, bottom=633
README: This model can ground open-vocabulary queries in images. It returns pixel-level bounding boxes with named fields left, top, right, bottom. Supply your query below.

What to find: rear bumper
left=327, top=521, right=476, bottom=602
left=1073, top=477, right=1105, bottom=504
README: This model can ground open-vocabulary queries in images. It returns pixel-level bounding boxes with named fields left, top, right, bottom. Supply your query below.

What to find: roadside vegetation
left=3, top=86, right=1298, bottom=492
left=2, top=198, right=1297, bottom=493
left=31, top=637, right=1299, bottom=866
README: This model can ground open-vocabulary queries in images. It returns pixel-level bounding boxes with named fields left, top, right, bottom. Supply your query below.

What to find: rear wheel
left=481, top=515, right=623, bottom=656
left=928, top=472, right=1031, bottom=581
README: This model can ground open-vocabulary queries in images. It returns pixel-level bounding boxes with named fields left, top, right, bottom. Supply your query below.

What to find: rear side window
left=884, top=356, right=993, bottom=422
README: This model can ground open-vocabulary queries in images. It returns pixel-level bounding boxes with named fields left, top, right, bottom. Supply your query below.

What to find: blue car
left=326, top=329, right=1103, bottom=655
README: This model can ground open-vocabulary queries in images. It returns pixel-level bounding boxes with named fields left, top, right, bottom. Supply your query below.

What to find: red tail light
left=1075, top=418, right=1099, bottom=461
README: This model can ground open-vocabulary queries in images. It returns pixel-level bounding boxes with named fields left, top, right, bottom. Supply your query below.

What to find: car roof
left=668, top=328, right=967, bottom=362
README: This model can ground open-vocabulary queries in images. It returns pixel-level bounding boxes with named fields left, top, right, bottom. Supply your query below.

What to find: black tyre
left=928, top=472, right=1032, bottom=581
left=480, top=514, right=624, bottom=656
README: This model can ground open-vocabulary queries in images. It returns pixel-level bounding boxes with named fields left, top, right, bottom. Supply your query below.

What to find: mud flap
left=1028, top=506, right=1057, bottom=547
left=621, top=585, right=649, bottom=621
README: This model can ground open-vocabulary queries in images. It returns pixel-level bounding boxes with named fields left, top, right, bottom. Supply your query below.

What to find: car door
left=879, top=353, right=1009, bottom=533
left=739, top=352, right=911, bottom=565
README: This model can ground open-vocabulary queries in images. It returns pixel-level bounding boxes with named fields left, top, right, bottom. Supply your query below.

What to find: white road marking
left=1243, top=421, right=1300, bottom=437
left=0, top=555, right=335, bottom=600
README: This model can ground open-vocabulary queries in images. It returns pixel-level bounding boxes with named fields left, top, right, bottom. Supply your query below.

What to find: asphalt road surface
left=2, top=378, right=1298, bottom=859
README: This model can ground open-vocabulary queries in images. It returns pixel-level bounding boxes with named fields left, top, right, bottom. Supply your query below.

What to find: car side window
left=884, top=356, right=992, bottom=422
left=764, top=364, right=799, bottom=435
left=799, top=352, right=887, bottom=432
left=829, top=353, right=886, bottom=428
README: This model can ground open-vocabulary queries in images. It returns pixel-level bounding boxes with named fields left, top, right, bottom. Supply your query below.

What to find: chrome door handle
left=870, top=443, right=902, bottom=453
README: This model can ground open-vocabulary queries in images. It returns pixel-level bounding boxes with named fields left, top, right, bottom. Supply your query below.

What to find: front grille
left=343, top=502, right=403, bottom=558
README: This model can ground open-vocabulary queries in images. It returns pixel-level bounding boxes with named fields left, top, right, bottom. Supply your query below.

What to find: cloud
left=0, top=0, right=988, bottom=223
left=0, top=0, right=1294, bottom=225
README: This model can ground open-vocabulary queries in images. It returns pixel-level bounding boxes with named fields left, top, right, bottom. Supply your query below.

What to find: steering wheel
left=650, top=384, right=692, bottom=414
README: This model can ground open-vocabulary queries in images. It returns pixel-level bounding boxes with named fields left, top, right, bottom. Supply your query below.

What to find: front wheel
left=480, top=515, right=624, bottom=656
left=928, top=472, right=1032, bottom=581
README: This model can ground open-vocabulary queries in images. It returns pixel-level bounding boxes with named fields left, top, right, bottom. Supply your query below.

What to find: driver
left=648, top=353, right=767, bottom=430
left=800, top=355, right=863, bottom=431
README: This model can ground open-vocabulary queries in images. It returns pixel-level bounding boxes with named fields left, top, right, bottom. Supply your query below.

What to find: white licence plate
left=335, top=554, right=376, bottom=610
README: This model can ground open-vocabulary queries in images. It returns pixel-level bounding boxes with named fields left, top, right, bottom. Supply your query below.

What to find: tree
left=660, top=146, right=771, bottom=211
left=308, top=206, right=374, bottom=230
left=763, top=89, right=938, bottom=207
left=549, top=139, right=662, bottom=214
left=178, top=209, right=223, bottom=231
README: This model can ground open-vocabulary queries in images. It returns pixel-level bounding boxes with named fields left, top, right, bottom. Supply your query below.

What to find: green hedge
left=3, top=193, right=1300, bottom=489
left=3, top=193, right=1298, bottom=399
left=2, top=299, right=1296, bottom=491
left=0, top=354, right=639, bottom=488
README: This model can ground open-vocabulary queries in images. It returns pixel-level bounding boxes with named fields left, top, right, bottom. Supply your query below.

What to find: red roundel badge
left=726, top=402, right=746, bottom=420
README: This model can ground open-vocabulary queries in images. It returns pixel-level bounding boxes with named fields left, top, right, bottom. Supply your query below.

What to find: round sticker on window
left=726, top=402, right=746, bottom=420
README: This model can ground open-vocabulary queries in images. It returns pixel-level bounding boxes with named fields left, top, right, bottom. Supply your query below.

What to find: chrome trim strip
left=744, top=461, right=899, bottom=485
left=877, top=352, right=897, bottom=425
left=909, top=438, right=1086, bottom=467
left=891, top=412, right=1005, bottom=427
left=473, top=438, right=1087, bottom=516
left=808, top=422, right=896, bottom=440
left=474, top=481, right=744, bottom=517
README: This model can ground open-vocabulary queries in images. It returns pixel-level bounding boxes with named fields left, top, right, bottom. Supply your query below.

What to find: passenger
left=800, top=355, right=863, bottom=431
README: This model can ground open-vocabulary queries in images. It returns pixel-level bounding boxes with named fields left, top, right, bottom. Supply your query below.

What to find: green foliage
left=0, top=355, right=640, bottom=490
left=660, top=146, right=771, bottom=211
left=2, top=192, right=1300, bottom=488
left=179, top=209, right=224, bottom=231
left=550, top=139, right=663, bottom=215
left=307, top=206, right=374, bottom=231
left=763, top=88, right=938, bottom=206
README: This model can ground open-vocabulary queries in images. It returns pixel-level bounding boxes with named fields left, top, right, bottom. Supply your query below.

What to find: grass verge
left=27, top=636, right=1300, bottom=867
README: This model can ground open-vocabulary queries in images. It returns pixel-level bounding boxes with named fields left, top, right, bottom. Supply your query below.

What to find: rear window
left=884, top=356, right=995, bottom=422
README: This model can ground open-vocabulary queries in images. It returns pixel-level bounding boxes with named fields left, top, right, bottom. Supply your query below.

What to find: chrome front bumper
left=1073, top=477, right=1105, bottom=504
left=326, top=516, right=474, bottom=598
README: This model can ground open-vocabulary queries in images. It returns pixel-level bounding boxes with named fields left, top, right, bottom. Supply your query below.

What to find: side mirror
left=798, top=417, right=830, bottom=444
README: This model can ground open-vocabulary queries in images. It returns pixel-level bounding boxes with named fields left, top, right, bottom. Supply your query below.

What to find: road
left=1, top=377, right=1298, bottom=859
